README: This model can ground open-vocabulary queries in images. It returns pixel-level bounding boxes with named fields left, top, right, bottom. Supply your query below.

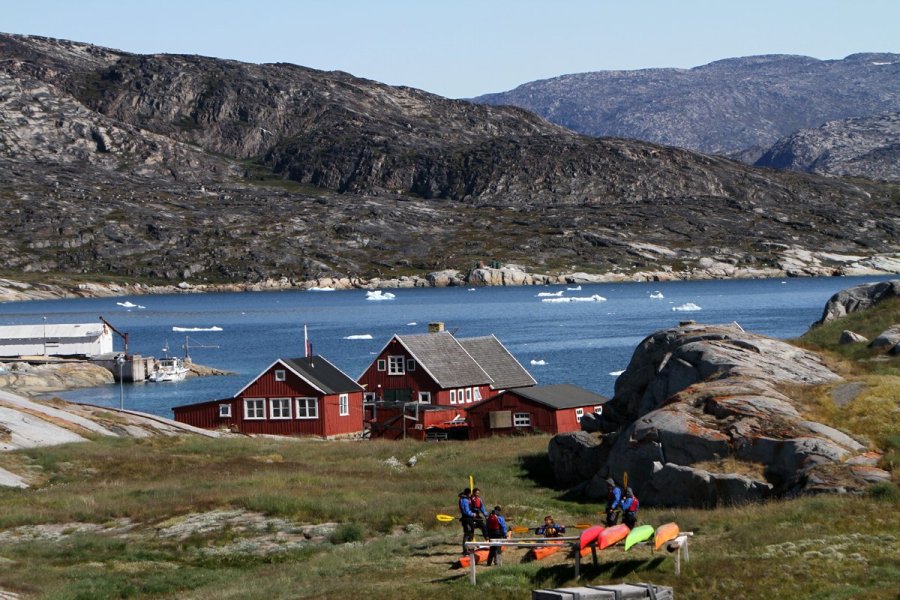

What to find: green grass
left=0, top=434, right=897, bottom=599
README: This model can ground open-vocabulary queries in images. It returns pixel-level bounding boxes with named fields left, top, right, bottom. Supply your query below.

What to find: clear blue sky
left=5, top=0, right=899, bottom=98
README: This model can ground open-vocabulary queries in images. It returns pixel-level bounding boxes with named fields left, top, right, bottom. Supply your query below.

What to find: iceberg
left=117, top=301, right=137, bottom=308
left=649, top=291, right=664, bottom=299
left=609, top=370, right=625, bottom=376
left=542, top=294, right=607, bottom=303
left=530, top=359, right=547, bottom=366
left=308, top=286, right=335, bottom=292
left=567, top=285, right=582, bottom=291
left=536, top=290, right=564, bottom=297
left=366, top=290, right=396, bottom=301
left=407, top=322, right=417, bottom=326
left=344, top=334, right=373, bottom=340
left=467, top=288, right=476, bottom=291
left=172, top=326, right=223, bottom=332
left=672, top=302, right=702, bottom=312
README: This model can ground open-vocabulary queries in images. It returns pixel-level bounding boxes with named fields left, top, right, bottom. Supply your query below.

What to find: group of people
left=604, top=477, right=639, bottom=528
left=456, top=476, right=639, bottom=565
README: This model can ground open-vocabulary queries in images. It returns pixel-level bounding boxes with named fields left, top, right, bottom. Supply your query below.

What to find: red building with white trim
left=466, top=384, right=608, bottom=439
left=173, top=356, right=365, bottom=438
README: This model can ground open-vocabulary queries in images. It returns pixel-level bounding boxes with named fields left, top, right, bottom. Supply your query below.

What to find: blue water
left=0, top=276, right=885, bottom=418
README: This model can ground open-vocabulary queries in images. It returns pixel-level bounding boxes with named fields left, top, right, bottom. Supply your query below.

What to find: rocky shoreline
left=3, top=250, right=899, bottom=303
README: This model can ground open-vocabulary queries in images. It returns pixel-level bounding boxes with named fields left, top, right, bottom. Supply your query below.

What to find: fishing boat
left=148, top=344, right=189, bottom=382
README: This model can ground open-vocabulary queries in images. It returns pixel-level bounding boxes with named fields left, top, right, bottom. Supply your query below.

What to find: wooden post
left=469, top=546, right=476, bottom=585
left=591, top=544, right=598, bottom=566
left=575, top=544, right=581, bottom=579
left=674, top=545, right=681, bottom=576
left=683, top=536, right=690, bottom=562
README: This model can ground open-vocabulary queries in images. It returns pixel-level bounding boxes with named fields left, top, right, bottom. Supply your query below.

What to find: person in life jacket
left=621, top=487, right=639, bottom=528
left=470, top=488, right=489, bottom=539
left=485, top=506, right=509, bottom=566
left=535, top=515, right=566, bottom=537
left=605, top=477, right=624, bottom=526
left=458, top=488, right=476, bottom=555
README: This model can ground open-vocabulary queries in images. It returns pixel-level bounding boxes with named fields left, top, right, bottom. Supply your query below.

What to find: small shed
left=173, top=356, right=365, bottom=438
left=466, top=384, right=608, bottom=439
left=0, top=323, right=113, bottom=358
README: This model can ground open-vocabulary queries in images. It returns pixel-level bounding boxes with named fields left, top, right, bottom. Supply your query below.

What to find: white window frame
left=406, top=358, right=416, bottom=372
left=575, top=407, right=584, bottom=423
left=364, top=392, right=377, bottom=404
left=296, top=397, right=319, bottom=419
left=377, top=359, right=386, bottom=372
left=594, top=405, right=604, bottom=415
left=513, top=412, right=531, bottom=427
left=339, top=393, right=349, bottom=416
left=458, top=389, right=465, bottom=404
left=418, top=391, right=431, bottom=404
left=474, top=388, right=482, bottom=401
left=244, top=398, right=265, bottom=420
left=274, top=369, right=286, bottom=382
left=449, top=390, right=457, bottom=404
left=388, top=355, right=405, bottom=375
left=218, top=403, right=232, bottom=418
left=465, top=388, right=472, bottom=403
left=269, top=397, right=292, bottom=420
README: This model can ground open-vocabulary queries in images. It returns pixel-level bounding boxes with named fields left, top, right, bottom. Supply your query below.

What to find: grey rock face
left=547, top=431, right=607, bottom=486
left=869, top=325, right=900, bottom=351
left=839, top=330, right=869, bottom=345
left=640, top=462, right=772, bottom=508
left=816, top=280, right=900, bottom=324
left=756, top=112, right=900, bottom=181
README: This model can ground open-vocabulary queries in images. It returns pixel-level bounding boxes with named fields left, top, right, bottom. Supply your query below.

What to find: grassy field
left=0, top=433, right=897, bottom=599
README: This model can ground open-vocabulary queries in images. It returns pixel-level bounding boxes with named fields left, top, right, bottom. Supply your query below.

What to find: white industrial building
left=0, top=323, right=114, bottom=358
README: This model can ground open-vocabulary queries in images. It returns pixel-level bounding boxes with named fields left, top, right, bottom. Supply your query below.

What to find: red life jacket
left=486, top=513, right=500, bottom=531
left=625, top=497, right=639, bottom=513
left=471, top=496, right=485, bottom=514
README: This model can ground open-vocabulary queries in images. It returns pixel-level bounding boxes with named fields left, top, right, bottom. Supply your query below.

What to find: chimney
left=428, top=322, right=445, bottom=333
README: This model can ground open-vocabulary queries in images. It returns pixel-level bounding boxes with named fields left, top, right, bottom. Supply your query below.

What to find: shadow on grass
left=518, top=452, right=559, bottom=489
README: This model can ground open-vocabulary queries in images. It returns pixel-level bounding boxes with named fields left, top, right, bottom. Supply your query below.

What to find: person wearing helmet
left=621, top=487, right=639, bottom=528
left=604, top=477, right=623, bottom=526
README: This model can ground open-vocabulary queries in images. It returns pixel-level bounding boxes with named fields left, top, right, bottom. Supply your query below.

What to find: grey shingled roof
left=283, top=356, right=364, bottom=395
left=396, top=332, right=492, bottom=388
left=458, top=335, right=536, bottom=390
left=508, top=384, right=608, bottom=410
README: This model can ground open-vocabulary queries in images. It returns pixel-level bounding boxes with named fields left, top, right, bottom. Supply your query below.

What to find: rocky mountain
left=0, top=34, right=898, bottom=287
left=755, top=112, right=900, bottom=181
left=473, top=54, right=900, bottom=162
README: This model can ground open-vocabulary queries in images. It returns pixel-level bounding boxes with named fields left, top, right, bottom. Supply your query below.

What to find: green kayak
left=624, top=524, right=655, bottom=550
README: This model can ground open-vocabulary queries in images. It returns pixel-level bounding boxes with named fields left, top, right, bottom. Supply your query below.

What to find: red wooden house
left=173, top=356, right=365, bottom=438
left=357, top=327, right=536, bottom=408
left=466, top=383, right=608, bottom=439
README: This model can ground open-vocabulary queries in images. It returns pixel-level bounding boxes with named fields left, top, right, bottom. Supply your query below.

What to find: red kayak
left=654, top=522, right=680, bottom=551
left=597, top=524, right=630, bottom=549
left=457, top=548, right=489, bottom=568
left=527, top=540, right=565, bottom=561
left=579, top=525, right=605, bottom=550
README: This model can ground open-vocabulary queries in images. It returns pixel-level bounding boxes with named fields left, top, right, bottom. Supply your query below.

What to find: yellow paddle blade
left=510, top=526, right=530, bottom=533
left=623, top=471, right=629, bottom=489
left=436, top=514, right=455, bottom=522
left=574, top=523, right=593, bottom=529
left=469, top=474, right=474, bottom=492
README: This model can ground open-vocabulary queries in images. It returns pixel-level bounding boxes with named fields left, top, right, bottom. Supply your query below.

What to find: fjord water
left=0, top=276, right=886, bottom=418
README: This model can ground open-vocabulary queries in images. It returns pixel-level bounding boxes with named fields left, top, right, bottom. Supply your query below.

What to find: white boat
left=148, top=355, right=189, bottom=382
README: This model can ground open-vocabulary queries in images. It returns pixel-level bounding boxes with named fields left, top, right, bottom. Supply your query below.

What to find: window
left=274, top=369, right=286, bottom=382
left=418, top=391, right=431, bottom=403
left=364, top=392, right=377, bottom=404
left=513, top=412, right=531, bottom=427
left=377, top=359, right=386, bottom=372
left=594, top=405, right=604, bottom=415
left=388, top=355, right=405, bottom=375
left=449, top=390, right=457, bottom=404
left=296, top=397, right=318, bottom=419
left=465, top=388, right=472, bottom=403
left=339, top=394, right=349, bottom=416
left=575, top=407, right=584, bottom=423
left=244, top=398, right=265, bottom=420
left=458, top=389, right=465, bottom=404
left=218, top=403, right=232, bottom=418
left=474, top=388, right=482, bottom=401
left=407, top=358, right=416, bottom=371
left=270, top=398, right=291, bottom=419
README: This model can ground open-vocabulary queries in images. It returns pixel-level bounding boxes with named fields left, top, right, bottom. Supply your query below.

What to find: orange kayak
left=597, top=524, right=630, bottom=549
left=654, top=522, right=680, bottom=551
left=457, top=548, right=490, bottom=568
left=579, top=525, right=605, bottom=550
left=527, top=540, right=564, bottom=561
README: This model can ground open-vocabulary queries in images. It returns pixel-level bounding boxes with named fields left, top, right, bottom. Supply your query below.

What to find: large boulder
left=547, top=431, right=607, bottom=486
left=815, top=279, right=900, bottom=325
left=869, top=325, right=900, bottom=351
left=640, top=462, right=772, bottom=507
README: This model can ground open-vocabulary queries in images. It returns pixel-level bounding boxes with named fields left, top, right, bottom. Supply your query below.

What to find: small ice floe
left=530, top=359, right=547, bottom=366
left=366, top=290, right=396, bottom=301
left=344, top=334, right=373, bottom=340
left=172, top=326, right=224, bottom=332
left=609, top=370, right=625, bottom=376
left=407, top=322, right=417, bottom=326
left=537, top=290, right=565, bottom=297
left=467, top=288, right=476, bottom=291
left=672, top=302, right=702, bottom=312
left=308, top=286, right=335, bottom=292
left=567, top=285, right=582, bottom=291
left=542, top=294, right=607, bottom=303
left=649, top=291, right=665, bottom=299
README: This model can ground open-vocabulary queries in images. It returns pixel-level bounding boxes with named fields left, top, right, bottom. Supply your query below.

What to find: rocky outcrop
left=869, top=325, right=900, bottom=352
left=815, top=280, right=900, bottom=324
left=0, top=361, right=113, bottom=393
left=756, top=112, right=900, bottom=181
left=549, top=323, right=887, bottom=507
left=840, top=330, right=869, bottom=344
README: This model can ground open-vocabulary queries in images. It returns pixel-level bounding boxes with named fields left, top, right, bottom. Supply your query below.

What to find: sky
left=4, top=0, right=899, bottom=99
